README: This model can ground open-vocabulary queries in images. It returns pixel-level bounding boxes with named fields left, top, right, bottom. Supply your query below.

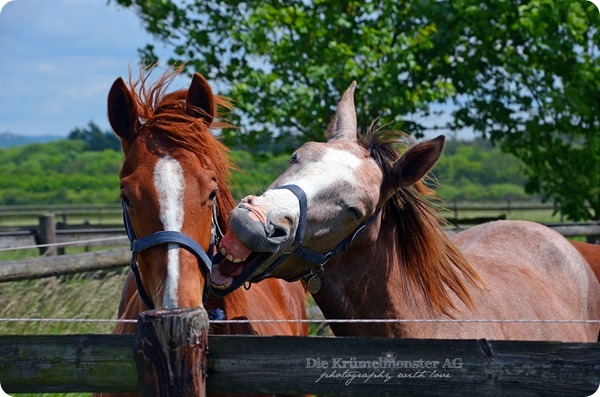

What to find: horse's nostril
left=269, top=225, right=289, bottom=239
left=244, top=195, right=257, bottom=205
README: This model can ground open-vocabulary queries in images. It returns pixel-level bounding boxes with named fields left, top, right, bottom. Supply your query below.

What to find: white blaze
left=291, top=148, right=362, bottom=200
left=257, top=147, right=363, bottom=224
left=153, top=155, right=185, bottom=309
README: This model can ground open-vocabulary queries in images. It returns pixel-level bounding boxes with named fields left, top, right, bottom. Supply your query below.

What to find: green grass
left=0, top=213, right=122, bottom=228
left=12, top=393, right=90, bottom=397
left=432, top=198, right=564, bottom=224
left=438, top=208, right=563, bottom=223
left=0, top=245, right=127, bottom=262
left=0, top=248, right=40, bottom=261
left=0, top=268, right=128, bottom=335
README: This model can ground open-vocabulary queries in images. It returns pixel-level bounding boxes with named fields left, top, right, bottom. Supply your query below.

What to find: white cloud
left=0, top=1, right=13, bottom=16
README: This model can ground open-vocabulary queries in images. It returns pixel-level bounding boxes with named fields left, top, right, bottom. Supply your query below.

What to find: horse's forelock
left=126, top=67, right=237, bottom=228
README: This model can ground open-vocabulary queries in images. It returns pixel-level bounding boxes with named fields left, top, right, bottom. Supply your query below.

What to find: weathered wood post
left=135, top=307, right=209, bottom=397
left=37, top=213, right=57, bottom=256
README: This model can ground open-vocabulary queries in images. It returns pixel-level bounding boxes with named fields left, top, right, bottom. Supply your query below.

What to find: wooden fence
left=0, top=203, right=122, bottom=225
left=0, top=307, right=598, bottom=396
left=0, top=213, right=128, bottom=254
left=0, top=248, right=129, bottom=282
left=1, top=213, right=599, bottom=257
left=0, top=198, right=582, bottom=227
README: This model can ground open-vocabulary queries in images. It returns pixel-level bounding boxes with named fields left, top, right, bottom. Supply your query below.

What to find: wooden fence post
left=37, top=213, right=57, bottom=256
left=135, top=307, right=209, bottom=397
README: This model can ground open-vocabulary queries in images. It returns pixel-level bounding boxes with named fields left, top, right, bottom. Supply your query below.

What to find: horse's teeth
left=232, top=257, right=242, bottom=263
left=226, top=254, right=234, bottom=261
left=220, top=247, right=227, bottom=255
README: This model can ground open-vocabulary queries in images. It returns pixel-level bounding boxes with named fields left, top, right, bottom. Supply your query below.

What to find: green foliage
left=0, top=137, right=528, bottom=205
left=113, top=0, right=600, bottom=220
left=229, top=151, right=290, bottom=200
left=112, top=0, right=456, bottom=148
left=441, top=0, right=600, bottom=220
left=433, top=138, right=527, bottom=200
left=0, top=140, right=122, bottom=205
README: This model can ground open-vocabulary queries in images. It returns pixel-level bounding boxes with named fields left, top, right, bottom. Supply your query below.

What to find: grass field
left=0, top=269, right=127, bottom=335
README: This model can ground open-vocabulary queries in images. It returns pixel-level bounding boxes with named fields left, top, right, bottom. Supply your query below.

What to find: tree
left=68, top=121, right=120, bottom=151
left=440, top=0, right=600, bottom=220
left=112, top=0, right=599, bottom=220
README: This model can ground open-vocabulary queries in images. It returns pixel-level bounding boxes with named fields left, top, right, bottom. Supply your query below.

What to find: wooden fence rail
left=0, top=216, right=598, bottom=255
left=0, top=199, right=586, bottom=226
left=0, top=248, right=129, bottom=282
left=0, top=212, right=127, bottom=253
left=0, top=332, right=598, bottom=396
left=0, top=225, right=598, bottom=284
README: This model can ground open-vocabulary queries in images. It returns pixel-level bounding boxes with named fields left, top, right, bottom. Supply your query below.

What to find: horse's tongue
left=216, top=232, right=252, bottom=277
left=220, top=260, right=244, bottom=277
left=210, top=263, right=233, bottom=289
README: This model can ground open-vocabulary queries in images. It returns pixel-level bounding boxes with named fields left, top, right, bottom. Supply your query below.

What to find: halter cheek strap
left=249, top=184, right=381, bottom=284
left=276, top=184, right=307, bottom=247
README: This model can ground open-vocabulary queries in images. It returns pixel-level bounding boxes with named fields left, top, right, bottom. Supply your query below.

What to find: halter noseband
left=122, top=200, right=222, bottom=310
left=249, top=184, right=382, bottom=284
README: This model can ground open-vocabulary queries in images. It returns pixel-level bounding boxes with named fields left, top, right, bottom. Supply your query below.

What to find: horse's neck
left=205, top=291, right=266, bottom=335
left=311, top=216, right=418, bottom=337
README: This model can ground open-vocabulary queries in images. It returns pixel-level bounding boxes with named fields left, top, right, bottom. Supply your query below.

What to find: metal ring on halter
left=311, top=263, right=325, bottom=278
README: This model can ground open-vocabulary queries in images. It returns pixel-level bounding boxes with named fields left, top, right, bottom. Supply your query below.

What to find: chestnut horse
left=572, top=240, right=600, bottom=283
left=98, top=69, right=307, bottom=397
left=214, top=81, right=600, bottom=342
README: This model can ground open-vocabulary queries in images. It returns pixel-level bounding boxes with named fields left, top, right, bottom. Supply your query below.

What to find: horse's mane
left=360, top=127, right=483, bottom=317
left=127, top=67, right=236, bottom=229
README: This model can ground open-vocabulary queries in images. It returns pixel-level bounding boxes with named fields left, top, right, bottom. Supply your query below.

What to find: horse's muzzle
left=228, top=204, right=291, bottom=253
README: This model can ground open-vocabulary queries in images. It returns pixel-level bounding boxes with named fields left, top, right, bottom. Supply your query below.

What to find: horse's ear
left=187, top=73, right=215, bottom=126
left=107, top=77, right=138, bottom=141
left=326, top=81, right=358, bottom=142
left=385, top=135, right=445, bottom=197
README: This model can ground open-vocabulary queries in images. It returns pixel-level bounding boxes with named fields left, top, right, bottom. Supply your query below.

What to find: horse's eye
left=289, top=153, right=299, bottom=164
left=121, top=192, right=132, bottom=207
left=348, top=206, right=362, bottom=220
left=209, top=188, right=218, bottom=201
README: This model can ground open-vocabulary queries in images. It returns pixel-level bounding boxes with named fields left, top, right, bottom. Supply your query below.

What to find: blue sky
left=0, top=0, right=176, bottom=137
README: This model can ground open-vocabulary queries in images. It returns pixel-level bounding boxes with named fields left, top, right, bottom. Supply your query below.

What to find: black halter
left=249, top=184, right=382, bottom=284
left=121, top=200, right=222, bottom=310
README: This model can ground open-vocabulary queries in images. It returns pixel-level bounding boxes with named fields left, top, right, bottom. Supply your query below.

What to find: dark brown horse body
left=96, top=69, right=307, bottom=397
